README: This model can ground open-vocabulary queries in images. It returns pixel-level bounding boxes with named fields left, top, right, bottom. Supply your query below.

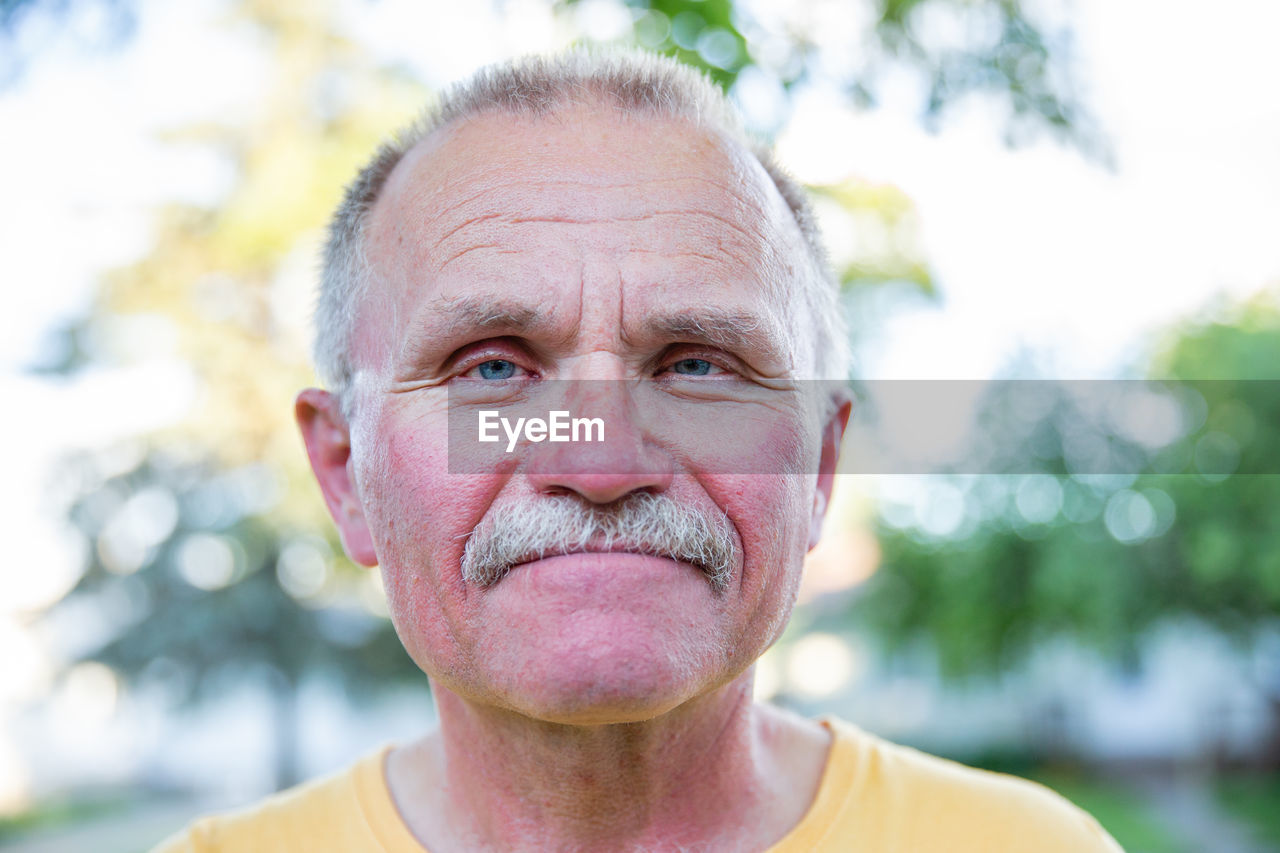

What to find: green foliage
left=1031, top=772, right=1190, bottom=853
left=638, top=0, right=746, bottom=89
left=875, top=0, right=1084, bottom=139
left=850, top=295, right=1280, bottom=683
left=0, top=790, right=133, bottom=843
left=62, top=449, right=419, bottom=699
left=1215, top=774, right=1280, bottom=848
left=810, top=180, right=935, bottom=294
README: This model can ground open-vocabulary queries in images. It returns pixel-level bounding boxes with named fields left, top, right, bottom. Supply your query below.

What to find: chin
left=511, top=655, right=712, bottom=724
left=444, top=626, right=741, bottom=726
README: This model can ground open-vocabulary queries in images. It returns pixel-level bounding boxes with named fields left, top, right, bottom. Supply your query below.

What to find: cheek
left=712, top=472, right=813, bottom=631
left=689, top=410, right=822, bottom=636
left=354, top=408, right=508, bottom=669
left=706, top=412, right=821, bottom=571
left=357, top=406, right=499, bottom=560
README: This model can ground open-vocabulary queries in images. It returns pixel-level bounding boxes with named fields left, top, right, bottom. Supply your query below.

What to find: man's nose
left=524, top=380, right=674, bottom=504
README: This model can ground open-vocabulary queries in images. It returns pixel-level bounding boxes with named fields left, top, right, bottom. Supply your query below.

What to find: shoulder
left=150, top=747, right=395, bottom=853
left=817, top=718, right=1123, bottom=852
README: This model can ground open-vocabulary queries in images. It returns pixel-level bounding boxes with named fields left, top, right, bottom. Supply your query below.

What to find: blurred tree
left=29, top=0, right=1096, bottom=790
left=45, top=0, right=435, bottom=789
left=557, top=0, right=1098, bottom=153
left=848, top=291, right=1280, bottom=765
left=60, top=449, right=416, bottom=789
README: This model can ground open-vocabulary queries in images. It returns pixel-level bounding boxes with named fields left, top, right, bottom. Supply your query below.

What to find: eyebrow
left=400, top=296, right=787, bottom=368
left=640, top=309, right=782, bottom=357
left=427, top=293, right=547, bottom=336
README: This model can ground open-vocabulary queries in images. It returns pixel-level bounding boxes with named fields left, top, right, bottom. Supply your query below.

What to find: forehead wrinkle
left=415, top=169, right=776, bottom=255
left=383, top=107, right=790, bottom=257
left=428, top=207, right=770, bottom=253
left=420, top=207, right=779, bottom=302
left=438, top=243, right=520, bottom=272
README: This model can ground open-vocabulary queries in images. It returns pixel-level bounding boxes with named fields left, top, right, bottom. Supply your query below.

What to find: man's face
left=309, top=105, right=843, bottom=723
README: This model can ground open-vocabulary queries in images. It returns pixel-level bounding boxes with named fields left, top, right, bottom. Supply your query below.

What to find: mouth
left=510, top=542, right=681, bottom=568
left=504, top=550, right=720, bottom=596
left=490, top=547, right=730, bottom=594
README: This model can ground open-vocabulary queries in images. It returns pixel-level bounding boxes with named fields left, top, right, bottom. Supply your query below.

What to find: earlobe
left=295, top=388, right=379, bottom=567
left=809, top=396, right=853, bottom=549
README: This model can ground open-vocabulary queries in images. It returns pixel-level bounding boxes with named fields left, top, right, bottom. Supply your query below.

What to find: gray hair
left=461, top=491, right=737, bottom=591
left=315, top=48, right=850, bottom=413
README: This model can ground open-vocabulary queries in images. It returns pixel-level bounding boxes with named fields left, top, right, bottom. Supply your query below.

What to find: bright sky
left=776, top=0, right=1280, bottom=379
left=1, top=0, right=1278, bottom=805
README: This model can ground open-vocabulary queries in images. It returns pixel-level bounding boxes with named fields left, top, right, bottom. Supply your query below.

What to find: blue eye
left=671, top=358, right=713, bottom=376
left=476, top=359, right=517, bottom=380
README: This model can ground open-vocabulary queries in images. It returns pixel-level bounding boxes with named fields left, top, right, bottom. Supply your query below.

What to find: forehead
left=381, top=102, right=773, bottom=216
left=355, top=103, right=804, bottom=365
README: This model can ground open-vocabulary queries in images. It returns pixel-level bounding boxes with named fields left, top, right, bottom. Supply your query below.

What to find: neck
left=387, top=673, right=830, bottom=852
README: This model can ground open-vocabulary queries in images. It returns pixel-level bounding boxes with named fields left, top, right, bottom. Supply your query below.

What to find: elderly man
left=157, top=50, right=1120, bottom=852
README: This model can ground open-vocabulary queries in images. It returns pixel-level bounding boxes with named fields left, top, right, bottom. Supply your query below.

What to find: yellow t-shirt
left=154, top=718, right=1123, bottom=852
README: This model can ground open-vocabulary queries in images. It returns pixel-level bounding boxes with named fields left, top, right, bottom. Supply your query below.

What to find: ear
left=296, top=388, right=378, bottom=567
left=809, top=394, right=853, bottom=549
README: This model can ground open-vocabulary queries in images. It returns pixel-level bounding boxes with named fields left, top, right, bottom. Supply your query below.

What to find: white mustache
left=461, top=492, right=737, bottom=591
